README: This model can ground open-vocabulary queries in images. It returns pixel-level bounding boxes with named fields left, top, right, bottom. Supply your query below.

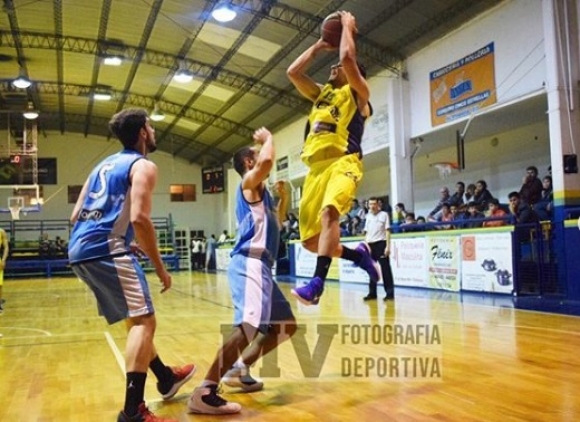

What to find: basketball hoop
left=430, top=162, right=459, bottom=179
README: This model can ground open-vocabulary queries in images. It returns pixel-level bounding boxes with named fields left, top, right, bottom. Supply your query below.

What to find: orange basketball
left=321, top=12, right=342, bottom=47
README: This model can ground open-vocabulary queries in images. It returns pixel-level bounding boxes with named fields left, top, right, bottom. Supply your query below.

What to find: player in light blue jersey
left=69, top=108, right=195, bottom=422
left=188, top=128, right=297, bottom=415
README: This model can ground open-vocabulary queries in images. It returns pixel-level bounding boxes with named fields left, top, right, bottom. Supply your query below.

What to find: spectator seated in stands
left=450, top=204, right=467, bottom=226
left=473, top=180, right=494, bottom=211
left=393, top=202, right=408, bottom=227
left=449, top=181, right=465, bottom=208
left=348, top=216, right=364, bottom=237
left=483, top=198, right=508, bottom=227
left=534, top=175, right=553, bottom=221
left=508, top=191, right=539, bottom=224
left=54, top=236, right=68, bottom=255
left=428, top=187, right=452, bottom=221
left=462, top=201, right=485, bottom=228
left=433, top=203, right=454, bottom=230
left=519, top=165, right=543, bottom=207
left=283, top=213, right=299, bottom=231
left=339, top=220, right=350, bottom=237
left=38, top=233, right=52, bottom=257
left=462, top=183, right=476, bottom=208
left=400, top=212, right=418, bottom=232
left=348, top=198, right=366, bottom=222
left=377, top=198, right=391, bottom=216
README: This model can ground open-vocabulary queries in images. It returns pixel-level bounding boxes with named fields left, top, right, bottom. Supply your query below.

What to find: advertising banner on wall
left=427, top=236, right=460, bottom=291
left=461, top=232, right=513, bottom=293
left=391, top=237, right=428, bottom=287
left=430, top=42, right=497, bottom=126
left=293, top=243, right=339, bottom=280
left=338, top=240, right=370, bottom=284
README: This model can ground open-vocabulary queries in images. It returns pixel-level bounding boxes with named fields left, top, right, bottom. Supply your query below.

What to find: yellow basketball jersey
left=300, top=83, right=369, bottom=166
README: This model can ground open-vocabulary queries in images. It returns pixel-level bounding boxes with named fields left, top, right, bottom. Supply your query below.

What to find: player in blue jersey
left=68, top=108, right=195, bottom=422
left=188, top=127, right=296, bottom=415
left=287, top=11, right=378, bottom=305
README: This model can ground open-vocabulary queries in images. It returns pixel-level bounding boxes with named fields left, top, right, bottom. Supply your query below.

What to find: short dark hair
left=232, top=146, right=254, bottom=177
left=526, top=166, right=538, bottom=174
left=368, top=196, right=378, bottom=202
left=489, top=198, right=500, bottom=206
left=108, top=108, right=148, bottom=149
left=508, top=191, right=520, bottom=200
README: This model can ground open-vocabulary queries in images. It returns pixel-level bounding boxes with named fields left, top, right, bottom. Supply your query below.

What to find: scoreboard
left=202, top=165, right=225, bottom=194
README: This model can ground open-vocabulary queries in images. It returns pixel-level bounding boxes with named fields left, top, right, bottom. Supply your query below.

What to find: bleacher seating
left=1, top=216, right=180, bottom=278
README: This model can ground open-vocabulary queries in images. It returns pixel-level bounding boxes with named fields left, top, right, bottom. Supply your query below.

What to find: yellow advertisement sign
left=430, top=43, right=497, bottom=127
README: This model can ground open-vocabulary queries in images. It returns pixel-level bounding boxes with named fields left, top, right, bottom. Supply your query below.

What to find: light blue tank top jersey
left=231, top=184, right=280, bottom=265
left=68, top=150, right=144, bottom=263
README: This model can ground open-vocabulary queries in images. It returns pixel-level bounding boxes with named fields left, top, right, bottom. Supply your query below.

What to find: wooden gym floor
left=1, top=271, right=579, bottom=421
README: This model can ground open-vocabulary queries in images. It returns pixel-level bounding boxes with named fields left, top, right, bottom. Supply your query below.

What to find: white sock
left=233, top=358, right=246, bottom=369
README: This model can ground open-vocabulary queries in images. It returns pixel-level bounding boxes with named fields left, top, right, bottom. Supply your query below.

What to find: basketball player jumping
left=287, top=11, right=378, bottom=305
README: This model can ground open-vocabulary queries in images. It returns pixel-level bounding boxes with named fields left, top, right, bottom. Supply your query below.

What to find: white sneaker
left=187, top=385, right=241, bottom=415
left=222, top=366, right=264, bottom=392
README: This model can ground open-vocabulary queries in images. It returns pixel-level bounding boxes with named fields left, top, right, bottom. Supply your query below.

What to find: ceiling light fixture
left=13, top=68, right=32, bottom=89
left=103, top=55, right=123, bottom=66
left=23, top=101, right=39, bottom=120
left=173, top=61, right=194, bottom=83
left=100, top=40, right=127, bottom=66
left=93, top=90, right=112, bottom=101
left=212, top=1, right=236, bottom=22
left=150, top=103, right=165, bottom=122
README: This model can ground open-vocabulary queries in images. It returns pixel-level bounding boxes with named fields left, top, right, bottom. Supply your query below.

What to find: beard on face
left=146, top=134, right=157, bottom=153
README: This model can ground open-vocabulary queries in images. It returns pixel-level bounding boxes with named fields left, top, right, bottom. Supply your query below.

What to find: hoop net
left=430, top=162, right=459, bottom=180
left=8, top=197, right=24, bottom=220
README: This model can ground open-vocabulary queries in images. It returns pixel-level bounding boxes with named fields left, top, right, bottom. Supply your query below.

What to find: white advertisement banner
left=293, top=243, right=318, bottom=278
left=461, top=232, right=513, bottom=293
left=338, top=240, right=370, bottom=284
left=391, top=238, right=428, bottom=287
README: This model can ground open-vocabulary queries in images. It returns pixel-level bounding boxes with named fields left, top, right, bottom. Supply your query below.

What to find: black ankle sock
left=124, top=372, right=147, bottom=416
left=149, top=355, right=174, bottom=391
left=314, top=256, right=332, bottom=280
left=341, top=246, right=362, bottom=265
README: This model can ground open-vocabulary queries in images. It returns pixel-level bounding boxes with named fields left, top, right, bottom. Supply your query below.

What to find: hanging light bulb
left=23, top=101, right=39, bottom=120
left=212, top=1, right=236, bottom=22
left=173, top=60, right=194, bottom=83
left=13, top=68, right=32, bottom=89
left=103, top=54, right=123, bottom=66
left=150, top=103, right=166, bottom=121
left=93, top=90, right=112, bottom=101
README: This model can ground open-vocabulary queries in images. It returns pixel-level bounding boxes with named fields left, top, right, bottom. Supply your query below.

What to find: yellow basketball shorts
left=299, top=154, right=363, bottom=242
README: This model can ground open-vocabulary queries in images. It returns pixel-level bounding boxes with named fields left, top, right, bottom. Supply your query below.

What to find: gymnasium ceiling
left=0, top=0, right=504, bottom=166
